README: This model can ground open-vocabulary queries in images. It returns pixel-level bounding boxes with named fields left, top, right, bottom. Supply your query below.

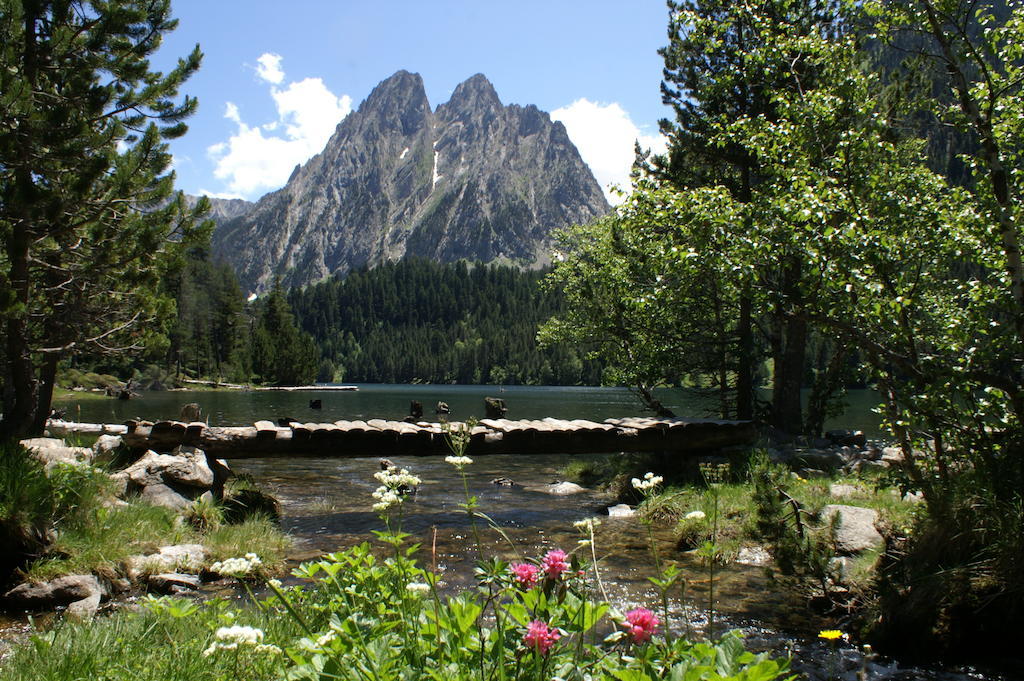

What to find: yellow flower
left=818, top=629, right=844, bottom=641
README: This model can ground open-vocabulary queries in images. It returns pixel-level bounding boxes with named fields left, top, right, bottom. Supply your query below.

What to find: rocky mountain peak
left=211, top=70, right=609, bottom=293
left=440, top=73, right=503, bottom=117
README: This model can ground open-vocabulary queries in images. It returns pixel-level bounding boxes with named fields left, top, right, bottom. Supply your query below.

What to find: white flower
left=254, top=644, right=282, bottom=655
left=315, top=630, right=338, bottom=647
left=632, top=472, right=663, bottom=492
left=217, top=625, right=264, bottom=644
left=371, top=465, right=421, bottom=512
left=210, top=554, right=262, bottom=578
left=267, top=578, right=282, bottom=590
left=406, top=582, right=430, bottom=596
left=203, top=625, right=265, bottom=656
left=444, top=455, right=473, bottom=470
left=371, top=485, right=401, bottom=511
left=685, top=510, right=706, bottom=521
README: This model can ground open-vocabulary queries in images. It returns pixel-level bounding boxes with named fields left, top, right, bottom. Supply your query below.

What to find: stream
left=44, top=384, right=1018, bottom=680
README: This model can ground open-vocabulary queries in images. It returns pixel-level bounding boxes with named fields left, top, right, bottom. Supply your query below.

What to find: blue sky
left=157, top=1, right=671, bottom=204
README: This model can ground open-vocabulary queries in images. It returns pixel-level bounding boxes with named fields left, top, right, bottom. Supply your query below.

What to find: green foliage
left=272, top=542, right=789, bottom=681
left=204, top=516, right=289, bottom=573
left=0, top=440, right=112, bottom=581
left=541, top=186, right=748, bottom=416
left=289, top=258, right=602, bottom=385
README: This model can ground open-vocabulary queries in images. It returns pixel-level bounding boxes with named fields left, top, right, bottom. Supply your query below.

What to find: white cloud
left=196, top=188, right=247, bottom=201
left=208, top=55, right=352, bottom=199
left=551, top=98, right=667, bottom=205
left=255, top=53, right=284, bottom=85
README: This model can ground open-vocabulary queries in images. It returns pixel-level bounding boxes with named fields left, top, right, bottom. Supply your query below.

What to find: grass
left=23, top=502, right=289, bottom=582
left=205, top=516, right=290, bottom=573
left=0, top=597, right=300, bottom=681
left=24, top=502, right=184, bottom=581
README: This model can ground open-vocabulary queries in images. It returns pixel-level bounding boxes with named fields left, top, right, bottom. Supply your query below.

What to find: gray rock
left=126, top=543, right=207, bottom=579
left=823, top=505, right=883, bottom=555
left=792, top=448, right=845, bottom=470
left=139, top=483, right=194, bottom=510
left=93, top=434, right=123, bottom=456
left=829, top=483, right=862, bottom=499
left=20, top=438, right=93, bottom=469
left=547, top=481, right=586, bottom=495
left=125, top=448, right=214, bottom=489
left=148, top=573, right=202, bottom=594
left=606, top=504, right=635, bottom=518
left=118, top=446, right=224, bottom=508
left=881, top=446, right=905, bottom=464
left=65, top=591, right=102, bottom=619
left=851, top=459, right=889, bottom=474
left=735, top=546, right=772, bottom=566
left=109, top=470, right=130, bottom=498
left=4, top=574, right=106, bottom=614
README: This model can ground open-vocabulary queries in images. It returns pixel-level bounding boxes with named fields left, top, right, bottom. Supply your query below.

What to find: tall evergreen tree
left=252, top=284, right=318, bottom=386
left=0, top=0, right=206, bottom=438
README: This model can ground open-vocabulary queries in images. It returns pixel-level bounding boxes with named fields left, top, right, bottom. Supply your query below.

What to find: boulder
left=147, top=573, right=202, bottom=594
left=20, top=437, right=93, bottom=469
left=93, top=434, right=124, bottom=456
left=125, top=543, right=207, bottom=579
left=792, top=448, right=845, bottom=470
left=606, top=504, right=635, bottom=518
left=823, top=505, right=883, bottom=555
left=4, top=574, right=106, bottom=616
left=484, top=397, right=507, bottom=419
left=140, top=483, right=209, bottom=511
left=117, top=446, right=226, bottom=509
left=546, top=481, right=586, bottom=495
left=735, top=546, right=772, bottom=566
left=850, top=459, right=889, bottom=474
left=881, top=446, right=905, bottom=464
left=829, top=483, right=862, bottom=499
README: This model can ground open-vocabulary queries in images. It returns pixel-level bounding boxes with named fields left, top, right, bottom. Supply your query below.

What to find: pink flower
left=510, top=562, right=540, bottom=589
left=540, top=549, right=569, bottom=580
left=523, top=620, right=560, bottom=655
left=624, top=608, right=659, bottom=643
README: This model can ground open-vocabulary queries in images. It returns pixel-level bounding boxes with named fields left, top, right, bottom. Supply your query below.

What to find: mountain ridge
left=207, top=70, right=609, bottom=293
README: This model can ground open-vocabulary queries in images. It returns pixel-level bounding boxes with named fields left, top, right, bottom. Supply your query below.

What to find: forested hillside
left=287, top=258, right=603, bottom=385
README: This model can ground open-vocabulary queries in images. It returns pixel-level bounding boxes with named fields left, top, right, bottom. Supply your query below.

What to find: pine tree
left=0, top=0, right=206, bottom=438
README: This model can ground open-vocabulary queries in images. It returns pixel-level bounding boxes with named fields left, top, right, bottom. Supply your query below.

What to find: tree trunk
left=30, top=353, right=60, bottom=435
left=736, top=292, right=754, bottom=420
left=1, top=218, right=39, bottom=441
left=772, top=315, right=807, bottom=436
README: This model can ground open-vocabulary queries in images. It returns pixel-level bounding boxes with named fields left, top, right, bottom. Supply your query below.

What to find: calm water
left=58, top=383, right=887, bottom=437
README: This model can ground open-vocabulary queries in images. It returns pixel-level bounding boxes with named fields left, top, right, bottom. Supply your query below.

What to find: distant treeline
left=287, top=259, right=604, bottom=385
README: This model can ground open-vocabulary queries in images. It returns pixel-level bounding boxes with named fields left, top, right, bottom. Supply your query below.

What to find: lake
left=58, top=383, right=887, bottom=437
